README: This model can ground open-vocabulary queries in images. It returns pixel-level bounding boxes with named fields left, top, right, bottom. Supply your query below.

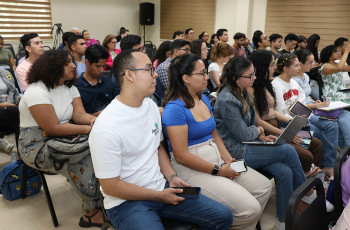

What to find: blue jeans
left=308, top=115, right=338, bottom=168
left=105, top=183, right=233, bottom=230
left=243, top=143, right=305, bottom=221
left=337, top=110, right=350, bottom=149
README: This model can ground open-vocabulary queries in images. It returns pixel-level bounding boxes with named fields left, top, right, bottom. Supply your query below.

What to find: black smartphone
left=230, top=160, right=248, bottom=173
left=289, top=101, right=312, bottom=118
left=173, top=187, right=201, bottom=199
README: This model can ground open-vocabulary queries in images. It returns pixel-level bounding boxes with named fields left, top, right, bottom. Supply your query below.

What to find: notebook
left=242, top=116, right=308, bottom=145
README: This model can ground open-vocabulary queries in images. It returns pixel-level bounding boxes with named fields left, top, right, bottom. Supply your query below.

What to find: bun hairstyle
left=276, top=53, right=297, bottom=74
left=210, top=42, right=234, bottom=62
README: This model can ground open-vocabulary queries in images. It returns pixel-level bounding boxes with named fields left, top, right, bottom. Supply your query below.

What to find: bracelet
left=217, top=167, right=222, bottom=176
left=167, top=173, right=177, bottom=183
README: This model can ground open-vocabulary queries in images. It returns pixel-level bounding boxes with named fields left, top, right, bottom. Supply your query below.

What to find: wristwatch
left=211, top=164, right=220, bottom=175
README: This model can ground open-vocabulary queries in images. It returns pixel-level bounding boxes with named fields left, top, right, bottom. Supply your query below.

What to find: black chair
left=43, top=46, right=52, bottom=51
left=145, top=41, right=157, bottom=59
left=329, top=146, right=350, bottom=225
left=15, top=47, right=26, bottom=66
left=285, top=177, right=328, bottom=230
left=3, top=44, right=16, bottom=58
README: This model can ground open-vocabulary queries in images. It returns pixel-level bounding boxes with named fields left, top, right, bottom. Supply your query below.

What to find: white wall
left=215, top=0, right=267, bottom=44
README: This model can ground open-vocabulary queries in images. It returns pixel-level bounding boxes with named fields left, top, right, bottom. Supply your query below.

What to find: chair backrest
left=286, top=177, right=328, bottom=230
left=144, top=41, right=157, bottom=59
left=3, top=44, right=16, bottom=57
left=330, top=146, right=350, bottom=223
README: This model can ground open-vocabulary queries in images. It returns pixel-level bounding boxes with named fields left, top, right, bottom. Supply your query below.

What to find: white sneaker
left=301, top=190, right=317, bottom=204
left=0, top=138, right=14, bottom=153
left=301, top=190, right=334, bottom=212
left=275, top=219, right=285, bottom=230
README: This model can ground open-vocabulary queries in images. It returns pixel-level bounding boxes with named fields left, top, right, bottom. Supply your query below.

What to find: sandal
left=79, top=208, right=105, bottom=228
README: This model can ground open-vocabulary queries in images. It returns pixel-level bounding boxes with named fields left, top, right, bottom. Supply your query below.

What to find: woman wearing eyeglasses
left=162, top=53, right=272, bottom=230
left=213, top=55, right=306, bottom=230
left=247, top=50, right=322, bottom=177
left=102, top=34, right=121, bottom=70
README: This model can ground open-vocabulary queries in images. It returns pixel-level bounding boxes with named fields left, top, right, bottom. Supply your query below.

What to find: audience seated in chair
left=89, top=49, right=233, bottom=230
left=156, top=39, right=190, bottom=100
left=68, top=34, right=87, bottom=76
left=252, top=30, right=270, bottom=51
left=0, top=35, right=16, bottom=71
left=272, top=53, right=340, bottom=178
left=18, top=50, right=103, bottom=228
left=248, top=50, right=323, bottom=177
left=280, top=33, right=298, bottom=54
left=102, top=34, right=121, bottom=70
left=15, top=33, right=44, bottom=92
left=82, top=30, right=99, bottom=48
left=213, top=55, right=307, bottom=230
left=162, top=53, right=272, bottom=230
left=0, top=68, right=20, bottom=153
left=75, top=44, right=119, bottom=116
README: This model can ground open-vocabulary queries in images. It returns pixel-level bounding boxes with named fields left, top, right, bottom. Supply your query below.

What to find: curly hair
left=151, top=40, right=171, bottom=68
left=27, top=49, right=76, bottom=90
left=218, top=56, right=254, bottom=115
left=163, top=54, right=202, bottom=108
left=249, top=50, right=275, bottom=117
left=320, top=45, right=337, bottom=64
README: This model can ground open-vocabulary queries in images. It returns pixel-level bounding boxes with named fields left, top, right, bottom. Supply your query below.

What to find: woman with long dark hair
left=214, top=55, right=306, bottom=229
left=307, top=34, right=321, bottom=63
left=162, top=53, right=272, bottom=230
left=272, top=53, right=340, bottom=178
left=248, top=50, right=322, bottom=177
left=151, top=40, right=171, bottom=70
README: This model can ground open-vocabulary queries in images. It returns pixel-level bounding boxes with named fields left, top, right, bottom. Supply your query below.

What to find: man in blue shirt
left=68, top=34, right=86, bottom=76
left=75, top=44, right=119, bottom=116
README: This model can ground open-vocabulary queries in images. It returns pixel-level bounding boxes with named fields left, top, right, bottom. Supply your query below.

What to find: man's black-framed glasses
left=122, top=67, right=155, bottom=76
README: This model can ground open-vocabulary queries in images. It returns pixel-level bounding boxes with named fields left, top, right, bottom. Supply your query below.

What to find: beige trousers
left=170, top=139, right=272, bottom=230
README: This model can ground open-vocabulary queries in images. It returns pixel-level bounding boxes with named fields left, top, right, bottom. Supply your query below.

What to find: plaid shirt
left=156, top=57, right=172, bottom=90
left=232, top=43, right=247, bottom=58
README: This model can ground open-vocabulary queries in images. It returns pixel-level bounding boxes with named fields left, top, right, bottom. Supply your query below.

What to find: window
left=0, top=0, right=53, bottom=41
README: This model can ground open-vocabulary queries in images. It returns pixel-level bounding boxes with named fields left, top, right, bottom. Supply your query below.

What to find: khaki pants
left=170, top=139, right=272, bottom=230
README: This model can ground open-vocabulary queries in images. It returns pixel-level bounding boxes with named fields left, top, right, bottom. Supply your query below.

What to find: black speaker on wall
left=140, top=2, right=154, bottom=25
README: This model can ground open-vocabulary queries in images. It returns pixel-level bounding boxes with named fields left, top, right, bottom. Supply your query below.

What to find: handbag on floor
left=0, top=160, right=42, bottom=201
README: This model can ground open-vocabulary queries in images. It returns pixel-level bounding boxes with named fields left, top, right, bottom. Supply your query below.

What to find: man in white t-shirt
left=89, top=50, right=232, bottom=229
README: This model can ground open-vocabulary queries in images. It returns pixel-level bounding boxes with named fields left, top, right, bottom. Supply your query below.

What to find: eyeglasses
left=134, top=47, right=146, bottom=52
left=240, top=68, right=256, bottom=81
left=178, top=48, right=190, bottom=53
left=121, top=67, right=155, bottom=76
left=190, top=71, right=208, bottom=79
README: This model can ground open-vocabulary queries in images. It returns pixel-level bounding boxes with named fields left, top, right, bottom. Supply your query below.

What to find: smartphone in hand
left=173, top=187, right=201, bottom=199
left=230, top=160, right=248, bottom=173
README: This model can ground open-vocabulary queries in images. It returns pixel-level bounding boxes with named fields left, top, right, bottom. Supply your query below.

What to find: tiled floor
left=0, top=134, right=278, bottom=230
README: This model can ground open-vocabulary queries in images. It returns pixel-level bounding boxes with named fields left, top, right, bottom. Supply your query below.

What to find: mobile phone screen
left=173, top=187, right=201, bottom=196
left=230, top=160, right=247, bottom=173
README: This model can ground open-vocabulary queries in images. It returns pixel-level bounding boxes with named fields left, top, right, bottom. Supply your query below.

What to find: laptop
left=242, top=115, right=308, bottom=145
